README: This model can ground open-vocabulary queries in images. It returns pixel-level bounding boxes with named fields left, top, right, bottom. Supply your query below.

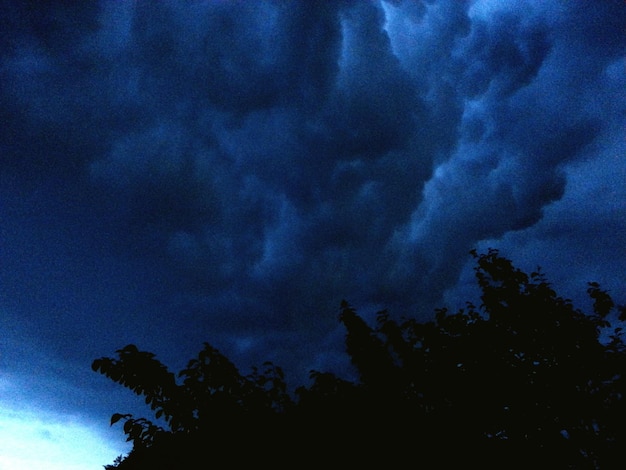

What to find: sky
left=0, top=0, right=625, bottom=467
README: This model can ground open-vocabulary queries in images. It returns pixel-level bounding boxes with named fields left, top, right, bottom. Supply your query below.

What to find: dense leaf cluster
left=95, top=250, right=626, bottom=469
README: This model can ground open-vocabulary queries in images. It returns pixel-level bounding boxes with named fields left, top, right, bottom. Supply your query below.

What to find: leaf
left=110, top=413, right=126, bottom=426
left=123, top=419, right=133, bottom=434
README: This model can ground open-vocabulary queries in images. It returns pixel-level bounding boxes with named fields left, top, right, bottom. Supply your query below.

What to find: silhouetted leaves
left=96, top=249, right=625, bottom=469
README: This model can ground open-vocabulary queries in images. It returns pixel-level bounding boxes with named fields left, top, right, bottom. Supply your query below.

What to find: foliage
left=95, top=249, right=625, bottom=469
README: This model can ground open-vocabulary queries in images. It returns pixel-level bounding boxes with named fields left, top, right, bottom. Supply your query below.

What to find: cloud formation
left=1, top=0, right=624, bottom=393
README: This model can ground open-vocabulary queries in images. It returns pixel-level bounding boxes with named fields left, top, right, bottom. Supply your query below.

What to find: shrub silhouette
left=95, top=249, right=625, bottom=469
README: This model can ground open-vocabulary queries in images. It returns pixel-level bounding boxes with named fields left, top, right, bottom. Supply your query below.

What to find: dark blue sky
left=1, top=1, right=625, bottom=466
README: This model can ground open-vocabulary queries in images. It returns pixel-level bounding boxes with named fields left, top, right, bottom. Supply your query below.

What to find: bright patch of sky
left=0, top=378, right=129, bottom=470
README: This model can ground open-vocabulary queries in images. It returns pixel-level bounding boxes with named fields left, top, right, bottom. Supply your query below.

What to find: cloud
left=0, top=0, right=624, bottom=389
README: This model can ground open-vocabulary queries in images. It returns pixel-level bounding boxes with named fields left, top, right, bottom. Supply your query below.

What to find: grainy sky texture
left=0, top=1, right=625, bottom=466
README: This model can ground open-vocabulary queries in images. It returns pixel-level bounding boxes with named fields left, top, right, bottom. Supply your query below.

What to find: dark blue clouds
left=0, top=2, right=624, bottom=461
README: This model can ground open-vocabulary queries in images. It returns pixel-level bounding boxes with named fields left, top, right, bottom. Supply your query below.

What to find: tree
left=94, top=249, right=625, bottom=468
left=93, top=343, right=293, bottom=467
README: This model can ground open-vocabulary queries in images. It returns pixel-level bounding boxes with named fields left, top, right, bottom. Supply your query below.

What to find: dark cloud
left=458, top=12, right=550, bottom=97
left=0, top=2, right=624, bottom=444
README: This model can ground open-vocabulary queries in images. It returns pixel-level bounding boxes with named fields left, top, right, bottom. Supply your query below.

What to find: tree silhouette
left=94, top=342, right=294, bottom=468
left=95, top=249, right=625, bottom=469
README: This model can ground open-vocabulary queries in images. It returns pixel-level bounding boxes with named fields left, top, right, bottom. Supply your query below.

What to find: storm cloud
left=1, top=1, right=624, bottom=436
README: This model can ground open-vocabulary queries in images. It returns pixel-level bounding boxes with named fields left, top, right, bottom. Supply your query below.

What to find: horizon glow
left=0, top=399, right=130, bottom=470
